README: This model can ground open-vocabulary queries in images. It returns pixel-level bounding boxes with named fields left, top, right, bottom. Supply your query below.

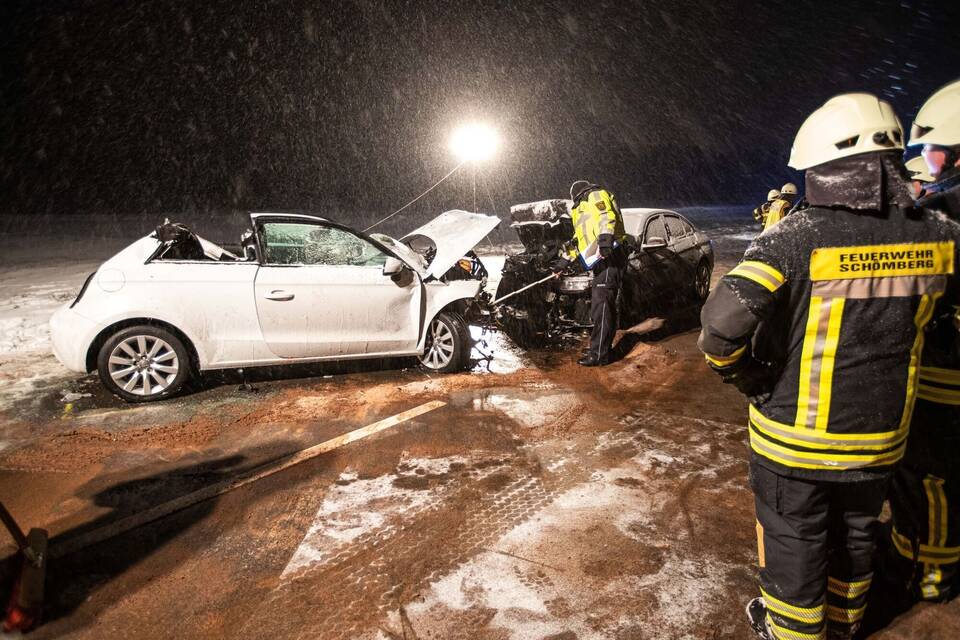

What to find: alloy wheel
left=107, top=334, right=180, bottom=397
left=421, top=318, right=456, bottom=370
left=696, top=262, right=711, bottom=300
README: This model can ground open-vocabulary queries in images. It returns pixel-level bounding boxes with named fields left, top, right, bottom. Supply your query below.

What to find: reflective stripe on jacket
left=564, top=188, right=628, bottom=268
left=699, top=205, right=960, bottom=478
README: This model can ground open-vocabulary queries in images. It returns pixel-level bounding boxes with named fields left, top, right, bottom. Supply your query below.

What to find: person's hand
left=598, top=234, right=614, bottom=259
left=721, top=359, right=777, bottom=403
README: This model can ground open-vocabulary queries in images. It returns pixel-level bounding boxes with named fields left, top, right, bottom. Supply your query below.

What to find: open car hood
left=400, top=209, right=500, bottom=279
left=368, top=233, right=429, bottom=276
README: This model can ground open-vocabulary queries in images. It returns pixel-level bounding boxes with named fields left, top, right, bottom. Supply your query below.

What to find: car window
left=682, top=219, right=694, bottom=235
left=665, top=216, right=686, bottom=240
left=260, top=222, right=388, bottom=267
left=644, top=216, right=667, bottom=242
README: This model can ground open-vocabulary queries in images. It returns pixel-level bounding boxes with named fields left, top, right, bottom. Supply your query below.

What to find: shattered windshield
left=260, top=222, right=388, bottom=267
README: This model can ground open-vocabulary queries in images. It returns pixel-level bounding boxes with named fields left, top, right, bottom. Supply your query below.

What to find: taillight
left=70, top=272, right=95, bottom=308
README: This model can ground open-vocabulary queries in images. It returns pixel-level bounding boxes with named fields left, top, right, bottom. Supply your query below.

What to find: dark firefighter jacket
left=916, top=170, right=960, bottom=405
left=699, top=152, right=960, bottom=480
left=562, top=188, right=628, bottom=269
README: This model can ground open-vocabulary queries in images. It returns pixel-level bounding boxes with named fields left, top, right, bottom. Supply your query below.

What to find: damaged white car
left=50, top=210, right=499, bottom=402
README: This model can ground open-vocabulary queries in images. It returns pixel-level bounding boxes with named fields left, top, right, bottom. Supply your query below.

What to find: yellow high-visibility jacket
left=763, top=199, right=791, bottom=230
left=563, top=188, right=628, bottom=268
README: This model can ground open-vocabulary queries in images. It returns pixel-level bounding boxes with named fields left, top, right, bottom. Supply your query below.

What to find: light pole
left=449, top=122, right=498, bottom=212
left=365, top=122, right=500, bottom=231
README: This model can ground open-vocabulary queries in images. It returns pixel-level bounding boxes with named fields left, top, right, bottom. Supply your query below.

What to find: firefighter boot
left=578, top=353, right=609, bottom=367
left=746, top=597, right=774, bottom=640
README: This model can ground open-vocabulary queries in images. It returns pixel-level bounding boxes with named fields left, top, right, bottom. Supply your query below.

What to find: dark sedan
left=496, top=201, right=714, bottom=347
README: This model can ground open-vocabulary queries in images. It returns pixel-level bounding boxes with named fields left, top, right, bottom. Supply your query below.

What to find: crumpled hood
left=401, top=209, right=500, bottom=279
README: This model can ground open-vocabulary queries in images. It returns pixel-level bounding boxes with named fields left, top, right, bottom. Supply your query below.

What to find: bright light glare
left=449, top=123, right=498, bottom=162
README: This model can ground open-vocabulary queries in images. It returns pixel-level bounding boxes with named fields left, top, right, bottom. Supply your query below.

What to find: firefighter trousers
left=750, top=462, right=888, bottom=639
left=888, top=399, right=960, bottom=601
left=588, top=249, right=625, bottom=361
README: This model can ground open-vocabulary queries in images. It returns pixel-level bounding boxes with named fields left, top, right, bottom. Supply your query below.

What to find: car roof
left=621, top=207, right=691, bottom=237
left=249, top=212, right=330, bottom=223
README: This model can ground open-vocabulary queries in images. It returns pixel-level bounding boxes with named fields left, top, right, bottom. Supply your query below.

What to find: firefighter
left=886, top=78, right=960, bottom=603
left=698, top=93, right=960, bottom=640
left=754, top=189, right=781, bottom=228
left=905, top=155, right=934, bottom=200
left=763, top=183, right=798, bottom=230
left=552, top=180, right=628, bottom=366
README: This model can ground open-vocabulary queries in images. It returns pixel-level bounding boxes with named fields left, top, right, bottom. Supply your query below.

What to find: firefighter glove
left=710, top=344, right=777, bottom=404
left=550, top=256, right=572, bottom=273
left=598, top=234, right=614, bottom=258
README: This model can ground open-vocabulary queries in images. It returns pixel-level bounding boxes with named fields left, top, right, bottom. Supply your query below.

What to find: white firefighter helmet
left=905, top=155, right=935, bottom=183
left=909, top=79, right=960, bottom=148
left=788, top=93, right=904, bottom=170
left=767, top=189, right=781, bottom=201
left=780, top=182, right=798, bottom=197
left=569, top=180, right=594, bottom=202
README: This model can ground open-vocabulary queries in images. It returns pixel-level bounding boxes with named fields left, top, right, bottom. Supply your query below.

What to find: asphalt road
left=1, top=257, right=957, bottom=639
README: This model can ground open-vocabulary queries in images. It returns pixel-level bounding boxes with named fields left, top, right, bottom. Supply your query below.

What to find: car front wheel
left=97, top=325, right=193, bottom=402
left=694, top=260, right=712, bottom=303
left=418, top=311, right=469, bottom=373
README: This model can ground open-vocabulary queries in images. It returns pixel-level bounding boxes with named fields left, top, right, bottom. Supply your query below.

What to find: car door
left=254, top=218, right=422, bottom=359
left=634, top=214, right=676, bottom=313
left=664, top=214, right=698, bottom=281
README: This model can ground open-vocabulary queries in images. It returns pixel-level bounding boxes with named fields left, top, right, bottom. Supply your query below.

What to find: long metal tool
left=491, top=273, right=558, bottom=307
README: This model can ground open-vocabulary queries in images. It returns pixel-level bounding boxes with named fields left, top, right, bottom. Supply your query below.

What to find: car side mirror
left=641, top=236, right=667, bottom=250
left=382, top=256, right=405, bottom=277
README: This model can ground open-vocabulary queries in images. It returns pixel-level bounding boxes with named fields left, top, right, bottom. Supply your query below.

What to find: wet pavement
left=1, top=256, right=959, bottom=639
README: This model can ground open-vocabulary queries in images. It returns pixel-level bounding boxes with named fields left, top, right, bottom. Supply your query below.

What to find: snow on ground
left=393, top=426, right=747, bottom=640
left=0, top=260, right=97, bottom=431
left=281, top=453, right=506, bottom=579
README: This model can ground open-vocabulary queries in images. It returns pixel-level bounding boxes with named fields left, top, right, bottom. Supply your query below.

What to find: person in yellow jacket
left=754, top=189, right=781, bottom=228
left=700, top=93, right=960, bottom=640
left=552, top=180, right=628, bottom=366
left=763, top=183, right=799, bottom=230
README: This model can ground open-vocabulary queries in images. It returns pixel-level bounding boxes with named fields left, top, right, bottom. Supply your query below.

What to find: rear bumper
left=49, top=304, right=101, bottom=373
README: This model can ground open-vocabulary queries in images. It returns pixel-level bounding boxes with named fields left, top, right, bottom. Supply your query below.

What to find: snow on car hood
left=400, top=209, right=500, bottom=279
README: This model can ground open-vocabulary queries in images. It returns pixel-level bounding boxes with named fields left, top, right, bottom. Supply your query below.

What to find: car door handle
left=264, top=290, right=295, bottom=301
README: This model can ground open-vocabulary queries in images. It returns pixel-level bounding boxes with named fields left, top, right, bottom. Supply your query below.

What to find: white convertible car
left=50, top=210, right=499, bottom=402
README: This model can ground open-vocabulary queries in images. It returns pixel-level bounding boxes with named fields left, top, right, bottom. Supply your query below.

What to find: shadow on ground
left=1, top=439, right=317, bottom=634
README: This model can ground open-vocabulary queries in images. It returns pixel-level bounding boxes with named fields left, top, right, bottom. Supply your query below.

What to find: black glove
left=598, top=234, right=614, bottom=259
left=711, top=344, right=777, bottom=404
left=550, top=256, right=572, bottom=273
left=726, top=359, right=777, bottom=405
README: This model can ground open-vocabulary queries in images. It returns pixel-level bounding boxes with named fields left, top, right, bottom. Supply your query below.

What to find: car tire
left=97, top=324, right=194, bottom=402
left=418, top=311, right=470, bottom=373
left=694, top=259, right=712, bottom=303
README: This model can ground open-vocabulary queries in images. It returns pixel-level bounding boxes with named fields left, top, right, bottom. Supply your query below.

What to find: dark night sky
left=1, top=0, right=959, bottom=231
